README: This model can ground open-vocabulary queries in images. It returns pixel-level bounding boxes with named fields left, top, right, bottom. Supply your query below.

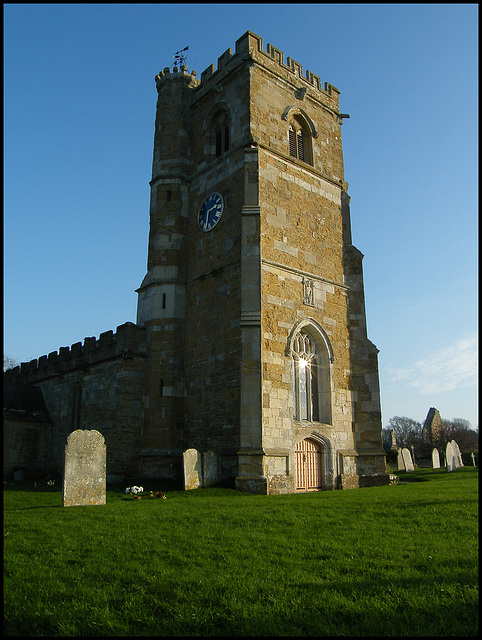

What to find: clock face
left=198, top=192, right=224, bottom=232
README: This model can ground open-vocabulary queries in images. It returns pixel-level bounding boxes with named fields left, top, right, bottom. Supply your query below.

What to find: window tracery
left=289, top=323, right=332, bottom=424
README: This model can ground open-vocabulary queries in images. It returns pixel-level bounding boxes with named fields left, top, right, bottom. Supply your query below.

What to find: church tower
left=136, top=31, right=389, bottom=492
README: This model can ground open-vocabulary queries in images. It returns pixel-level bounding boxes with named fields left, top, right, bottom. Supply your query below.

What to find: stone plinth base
left=235, top=475, right=268, bottom=494
left=359, top=473, right=390, bottom=487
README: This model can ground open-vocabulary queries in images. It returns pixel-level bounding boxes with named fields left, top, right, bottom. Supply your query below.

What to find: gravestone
left=203, top=450, right=219, bottom=487
left=401, top=447, right=414, bottom=472
left=397, top=449, right=405, bottom=470
left=471, top=453, right=476, bottom=467
left=432, top=448, right=440, bottom=469
left=451, top=440, right=464, bottom=468
left=62, top=429, right=106, bottom=507
left=445, top=441, right=456, bottom=472
left=389, top=430, right=397, bottom=450
left=183, top=448, right=202, bottom=490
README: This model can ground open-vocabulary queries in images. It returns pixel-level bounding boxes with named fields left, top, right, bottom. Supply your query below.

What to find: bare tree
left=3, top=355, right=19, bottom=372
left=386, top=416, right=423, bottom=450
left=436, top=419, right=479, bottom=452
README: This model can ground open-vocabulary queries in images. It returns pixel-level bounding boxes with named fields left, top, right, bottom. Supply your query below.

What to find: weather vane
left=173, top=46, right=189, bottom=68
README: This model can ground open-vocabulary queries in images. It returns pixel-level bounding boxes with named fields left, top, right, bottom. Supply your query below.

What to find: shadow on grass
left=4, top=504, right=62, bottom=511
left=4, top=562, right=477, bottom=637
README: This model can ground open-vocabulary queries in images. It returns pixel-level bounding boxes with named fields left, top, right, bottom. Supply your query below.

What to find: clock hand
left=205, top=205, right=215, bottom=229
left=204, top=210, right=210, bottom=230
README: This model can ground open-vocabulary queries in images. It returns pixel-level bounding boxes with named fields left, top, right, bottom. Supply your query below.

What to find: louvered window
left=215, top=128, right=222, bottom=157
left=297, top=130, right=304, bottom=162
left=288, top=116, right=312, bottom=165
left=214, top=122, right=229, bottom=158
left=224, top=125, right=229, bottom=152
left=289, top=126, right=297, bottom=157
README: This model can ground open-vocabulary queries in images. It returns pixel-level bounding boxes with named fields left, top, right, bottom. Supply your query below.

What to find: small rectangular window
left=162, top=293, right=166, bottom=309
left=215, top=129, right=222, bottom=157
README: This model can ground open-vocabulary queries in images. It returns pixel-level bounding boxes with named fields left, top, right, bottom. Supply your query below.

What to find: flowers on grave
left=125, top=485, right=144, bottom=499
left=124, top=486, right=167, bottom=500
left=47, top=479, right=55, bottom=487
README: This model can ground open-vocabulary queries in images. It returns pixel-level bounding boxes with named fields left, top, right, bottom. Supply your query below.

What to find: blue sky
left=4, top=3, right=478, bottom=428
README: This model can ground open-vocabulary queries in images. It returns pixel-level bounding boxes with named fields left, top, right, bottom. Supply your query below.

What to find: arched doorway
left=295, top=438, right=323, bottom=491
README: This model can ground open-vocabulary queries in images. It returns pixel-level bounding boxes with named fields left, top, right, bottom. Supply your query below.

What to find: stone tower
left=136, top=31, right=389, bottom=493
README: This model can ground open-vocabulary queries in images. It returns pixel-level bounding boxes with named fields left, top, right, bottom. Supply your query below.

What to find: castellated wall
left=4, top=323, right=148, bottom=482
left=197, top=30, right=340, bottom=103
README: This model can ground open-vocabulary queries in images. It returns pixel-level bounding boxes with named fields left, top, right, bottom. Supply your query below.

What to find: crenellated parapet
left=154, top=31, right=340, bottom=108
left=155, top=64, right=200, bottom=91
left=4, top=322, right=147, bottom=386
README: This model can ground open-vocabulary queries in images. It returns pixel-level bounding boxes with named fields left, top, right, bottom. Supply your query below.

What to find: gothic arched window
left=211, top=108, right=230, bottom=158
left=289, top=323, right=332, bottom=424
left=288, top=115, right=312, bottom=165
left=292, top=332, right=320, bottom=421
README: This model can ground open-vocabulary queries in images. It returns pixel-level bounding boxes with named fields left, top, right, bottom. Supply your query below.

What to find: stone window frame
left=203, top=102, right=231, bottom=160
left=282, top=106, right=318, bottom=167
left=286, top=318, right=333, bottom=424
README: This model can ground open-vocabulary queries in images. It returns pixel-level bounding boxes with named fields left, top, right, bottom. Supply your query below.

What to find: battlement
left=4, top=322, right=147, bottom=385
left=202, top=31, right=339, bottom=100
left=155, top=31, right=339, bottom=104
left=155, top=64, right=200, bottom=91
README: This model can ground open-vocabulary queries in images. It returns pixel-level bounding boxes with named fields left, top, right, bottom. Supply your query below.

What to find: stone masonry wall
left=4, top=323, right=147, bottom=482
left=246, top=45, right=354, bottom=491
left=4, top=419, right=52, bottom=479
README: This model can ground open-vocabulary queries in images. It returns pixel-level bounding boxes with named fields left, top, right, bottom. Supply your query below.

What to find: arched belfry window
left=287, top=320, right=333, bottom=424
left=204, top=105, right=231, bottom=160
left=282, top=106, right=317, bottom=167
left=288, top=115, right=312, bottom=165
left=289, top=125, right=305, bottom=161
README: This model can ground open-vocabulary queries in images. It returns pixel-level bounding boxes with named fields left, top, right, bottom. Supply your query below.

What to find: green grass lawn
left=4, top=467, right=478, bottom=636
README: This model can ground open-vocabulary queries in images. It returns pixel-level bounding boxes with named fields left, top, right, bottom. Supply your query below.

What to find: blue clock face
left=198, top=192, right=224, bottom=232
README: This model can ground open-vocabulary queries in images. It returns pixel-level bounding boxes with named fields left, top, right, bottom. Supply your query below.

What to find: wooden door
left=295, top=438, right=322, bottom=491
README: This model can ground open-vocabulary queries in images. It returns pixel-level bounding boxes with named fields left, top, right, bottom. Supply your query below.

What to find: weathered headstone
left=63, top=429, right=106, bottom=507
left=397, top=449, right=405, bottom=470
left=445, top=441, right=456, bottom=472
left=451, top=440, right=464, bottom=468
left=410, top=444, right=417, bottom=467
left=203, top=450, right=219, bottom=487
left=471, top=453, right=476, bottom=467
left=183, top=448, right=202, bottom=490
left=389, top=430, right=397, bottom=450
left=432, top=448, right=440, bottom=469
left=401, top=447, right=414, bottom=472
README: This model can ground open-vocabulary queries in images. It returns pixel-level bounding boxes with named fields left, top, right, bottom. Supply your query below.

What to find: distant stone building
left=422, top=407, right=444, bottom=447
left=4, top=31, right=389, bottom=492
